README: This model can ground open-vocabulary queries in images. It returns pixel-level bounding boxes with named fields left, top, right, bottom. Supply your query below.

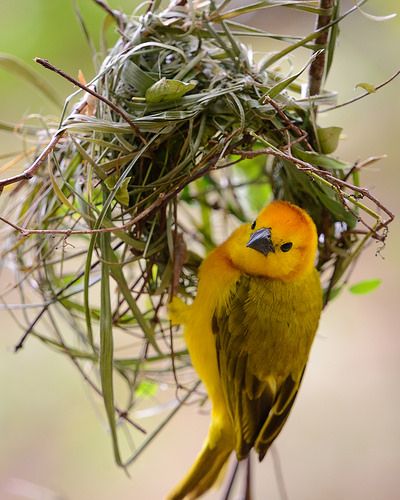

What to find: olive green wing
left=212, top=274, right=314, bottom=461
left=255, top=369, right=305, bottom=460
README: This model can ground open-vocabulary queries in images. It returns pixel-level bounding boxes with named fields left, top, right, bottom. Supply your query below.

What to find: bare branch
left=321, top=68, right=400, bottom=112
left=35, top=58, right=145, bottom=141
left=263, top=96, right=312, bottom=151
left=231, top=145, right=395, bottom=238
left=0, top=156, right=221, bottom=237
left=222, top=460, right=240, bottom=500
left=308, top=0, right=334, bottom=96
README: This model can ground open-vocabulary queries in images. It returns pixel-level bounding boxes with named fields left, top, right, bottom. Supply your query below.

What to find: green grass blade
left=325, top=0, right=341, bottom=78
left=108, top=247, right=161, bottom=354
left=83, top=233, right=97, bottom=349
left=260, top=0, right=367, bottom=69
left=0, top=119, right=40, bottom=135
left=33, top=332, right=98, bottom=360
left=120, top=60, right=157, bottom=95
left=214, top=1, right=331, bottom=21
left=99, top=231, right=123, bottom=466
left=293, top=146, right=350, bottom=170
left=265, top=49, right=322, bottom=98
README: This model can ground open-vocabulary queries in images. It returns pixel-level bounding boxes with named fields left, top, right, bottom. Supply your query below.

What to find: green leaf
left=313, top=177, right=357, bottom=227
left=265, top=49, right=323, bottom=99
left=355, top=82, right=376, bottom=94
left=121, top=60, right=157, bottom=95
left=60, top=299, right=100, bottom=319
left=234, top=154, right=265, bottom=173
left=0, top=53, right=62, bottom=108
left=180, top=185, right=191, bottom=202
left=105, top=174, right=131, bottom=206
left=357, top=7, right=397, bottom=22
left=49, top=166, right=77, bottom=212
left=145, top=78, right=197, bottom=103
left=324, top=285, right=343, bottom=302
left=317, top=126, right=342, bottom=154
left=260, top=1, right=366, bottom=70
left=281, top=159, right=357, bottom=228
left=349, top=279, right=382, bottom=295
left=135, top=380, right=158, bottom=398
left=214, top=1, right=332, bottom=21
left=293, top=146, right=350, bottom=170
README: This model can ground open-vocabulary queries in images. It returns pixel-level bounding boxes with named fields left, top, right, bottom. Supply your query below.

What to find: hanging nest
left=0, top=0, right=393, bottom=466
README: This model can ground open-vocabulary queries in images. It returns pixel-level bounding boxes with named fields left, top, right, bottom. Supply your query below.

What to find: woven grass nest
left=0, top=0, right=394, bottom=466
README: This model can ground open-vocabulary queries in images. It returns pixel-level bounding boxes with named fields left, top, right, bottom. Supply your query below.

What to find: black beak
left=246, top=227, right=275, bottom=256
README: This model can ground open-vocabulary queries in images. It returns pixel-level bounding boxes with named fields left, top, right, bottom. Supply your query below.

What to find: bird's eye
left=251, top=220, right=256, bottom=230
left=280, top=242, right=293, bottom=252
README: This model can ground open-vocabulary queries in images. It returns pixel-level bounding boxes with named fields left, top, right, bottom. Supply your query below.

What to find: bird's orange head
left=223, top=200, right=318, bottom=281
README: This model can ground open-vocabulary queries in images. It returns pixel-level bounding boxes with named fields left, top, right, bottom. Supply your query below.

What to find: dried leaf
left=78, top=70, right=97, bottom=116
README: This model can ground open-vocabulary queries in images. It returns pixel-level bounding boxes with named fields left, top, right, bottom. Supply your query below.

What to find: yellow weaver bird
left=167, top=201, right=322, bottom=499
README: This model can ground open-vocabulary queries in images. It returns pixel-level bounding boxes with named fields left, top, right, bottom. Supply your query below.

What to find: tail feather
left=167, top=432, right=232, bottom=500
left=168, top=296, right=191, bottom=326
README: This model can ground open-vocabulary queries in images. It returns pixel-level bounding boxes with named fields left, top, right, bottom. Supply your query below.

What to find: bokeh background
left=0, top=1, right=399, bottom=499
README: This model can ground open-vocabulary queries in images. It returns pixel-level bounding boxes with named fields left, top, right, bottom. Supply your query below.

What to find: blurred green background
left=1, top=1, right=399, bottom=499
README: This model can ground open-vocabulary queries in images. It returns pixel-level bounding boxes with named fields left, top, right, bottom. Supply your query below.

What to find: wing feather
left=212, top=273, right=321, bottom=461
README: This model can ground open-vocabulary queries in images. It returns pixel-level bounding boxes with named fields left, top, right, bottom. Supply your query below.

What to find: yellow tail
left=166, top=428, right=233, bottom=500
left=168, top=296, right=191, bottom=326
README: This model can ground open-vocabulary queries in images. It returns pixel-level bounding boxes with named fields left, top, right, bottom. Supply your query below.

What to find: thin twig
left=0, top=156, right=227, bottom=237
left=244, top=455, right=252, bottom=500
left=0, top=100, right=86, bottom=188
left=271, top=445, right=289, bottom=500
left=321, top=68, right=400, bottom=112
left=35, top=58, right=146, bottom=141
left=222, top=459, right=240, bottom=500
left=254, top=0, right=367, bottom=70
left=93, top=0, right=125, bottom=30
left=11, top=240, right=126, bottom=351
left=46, top=308, right=146, bottom=434
left=2, top=143, right=393, bottom=240
left=232, top=145, right=394, bottom=234
left=123, top=380, right=201, bottom=467
left=146, top=0, right=155, bottom=13
left=343, top=155, right=387, bottom=182
left=264, top=96, right=312, bottom=151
